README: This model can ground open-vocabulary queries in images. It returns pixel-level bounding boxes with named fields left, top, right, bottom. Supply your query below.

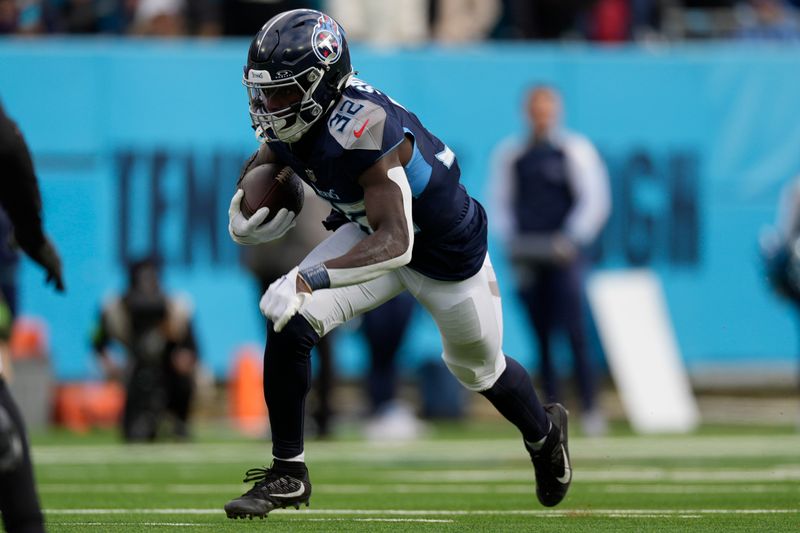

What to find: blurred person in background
left=0, top=101, right=65, bottom=533
left=360, top=291, right=425, bottom=441
left=45, top=0, right=132, bottom=34
left=735, top=0, right=800, bottom=40
left=430, top=0, right=501, bottom=43
left=92, top=256, right=199, bottom=441
left=222, top=0, right=311, bottom=36
left=0, top=0, right=18, bottom=32
left=761, top=172, right=800, bottom=428
left=506, top=0, right=591, bottom=40
left=0, top=0, right=42, bottom=33
left=0, top=0, right=219, bottom=36
left=496, top=0, right=666, bottom=42
left=130, top=0, right=186, bottom=36
left=326, top=0, right=428, bottom=45
left=489, top=85, right=611, bottom=437
left=761, top=173, right=800, bottom=302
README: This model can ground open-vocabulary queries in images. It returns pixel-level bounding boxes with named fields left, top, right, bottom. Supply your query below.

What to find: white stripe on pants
left=298, top=223, right=507, bottom=391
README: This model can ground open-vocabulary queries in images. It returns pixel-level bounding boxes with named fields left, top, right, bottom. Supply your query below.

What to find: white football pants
left=298, top=223, right=507, bottom=391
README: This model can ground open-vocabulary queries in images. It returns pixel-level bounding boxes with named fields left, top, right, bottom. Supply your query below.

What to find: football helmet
left=243, top=9, right=353, bottom=143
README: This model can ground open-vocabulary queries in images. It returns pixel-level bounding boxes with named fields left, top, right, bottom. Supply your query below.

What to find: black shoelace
left=241, top=465, right=304, bottom=498
left=242, top=466, right=276, bottom=485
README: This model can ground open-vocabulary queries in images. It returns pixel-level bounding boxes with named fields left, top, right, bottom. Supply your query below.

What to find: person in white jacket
left=489, top=85, right=611, bottom=436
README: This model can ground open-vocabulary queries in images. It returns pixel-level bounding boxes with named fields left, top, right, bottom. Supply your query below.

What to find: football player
left=0, top=101, right=64, bottom=533
left=224, top=9, right=572, bottom=519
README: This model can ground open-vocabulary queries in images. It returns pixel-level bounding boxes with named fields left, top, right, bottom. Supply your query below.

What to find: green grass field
left=30, top=421, right=800, bottom=532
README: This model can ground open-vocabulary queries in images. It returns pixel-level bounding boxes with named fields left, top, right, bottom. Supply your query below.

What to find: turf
left=28, top=420, right=800, bottom=532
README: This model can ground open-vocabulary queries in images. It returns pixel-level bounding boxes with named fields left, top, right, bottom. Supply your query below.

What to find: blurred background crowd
left=1, top=0, right=800, bottom=43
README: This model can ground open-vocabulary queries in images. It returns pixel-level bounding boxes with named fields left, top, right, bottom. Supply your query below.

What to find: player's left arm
left=0, top=107, right=64, bottom=291
left=297, top=144, right=414, bottom=292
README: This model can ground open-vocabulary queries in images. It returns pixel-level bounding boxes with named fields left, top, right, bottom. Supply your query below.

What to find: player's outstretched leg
left=527, top=403, right=572, bottom=507
left=224, top=459, right=311, bottom=519
left=479, top=356, right=571, bottom=507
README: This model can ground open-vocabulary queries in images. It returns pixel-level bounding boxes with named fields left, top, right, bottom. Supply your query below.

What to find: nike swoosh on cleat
left=353, top=120, right=369, bottom=138
left=269, top=485, right=306, bottom=498
left=556, top=444, right=572, bottom=484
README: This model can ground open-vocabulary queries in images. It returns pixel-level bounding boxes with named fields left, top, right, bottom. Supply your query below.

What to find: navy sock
left=479, top=356, right=550, bottom=443
left=263, top=315, right=320, bottom=460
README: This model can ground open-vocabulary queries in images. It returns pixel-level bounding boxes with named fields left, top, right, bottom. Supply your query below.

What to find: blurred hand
left=98, top=353, right=123, bottom=382
left=171, top=348, right=196, bottom=375
left=31, top=238, right=65, bottom=292
left=552, top=233, right=578, bottom=264
left=509, top=233, right=578, bottom=265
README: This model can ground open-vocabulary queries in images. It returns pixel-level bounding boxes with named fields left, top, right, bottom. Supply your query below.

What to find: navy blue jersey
left=269, top=78, right=487, bottom=282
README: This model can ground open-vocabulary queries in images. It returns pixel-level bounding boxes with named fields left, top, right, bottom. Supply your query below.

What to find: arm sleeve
left=562, top=134, right=611, bottom=246
left=178, top=321, right=199, bottom=356
left=487, top=138, right=522, bottom=246
left=0, top=108, right=47, bottom=257
left=91, top=311, right=112, bottom=353
left=324, top=166, right=415, bottom=288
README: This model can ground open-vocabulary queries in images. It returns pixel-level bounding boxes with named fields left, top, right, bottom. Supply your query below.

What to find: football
left=238, top=163, right=304, bottom=223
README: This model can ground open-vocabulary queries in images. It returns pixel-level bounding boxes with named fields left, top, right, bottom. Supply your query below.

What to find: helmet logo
left=248, top=69, right=270, bottom=82
left=312, top=14, right=342, bottom=64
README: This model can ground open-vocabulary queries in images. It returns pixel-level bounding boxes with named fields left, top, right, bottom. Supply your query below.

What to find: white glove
left=228, top=189, right=296, bottom=245
left=260, top=266, right=312, bottom=332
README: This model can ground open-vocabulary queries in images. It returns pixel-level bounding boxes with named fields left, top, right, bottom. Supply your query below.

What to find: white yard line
left=388, top=467, right=800, bottom=483
left=47, top=523, right=206, bottom=528
left=39, top=483, right=534, bottom=495
left=44, top=508, right=800, bottom=517
left=602, top=484, right=800, bottom=494
left=30, top=435, right=800, bottom=464
left=49, top=518, right=455, bottom=525
left=37, top=480, right=800, bottom=495
left=305, top=518, right=455, bottom=523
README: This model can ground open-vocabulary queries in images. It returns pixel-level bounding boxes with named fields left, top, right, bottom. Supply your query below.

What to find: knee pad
left=441, top=345, right=507, bottom=392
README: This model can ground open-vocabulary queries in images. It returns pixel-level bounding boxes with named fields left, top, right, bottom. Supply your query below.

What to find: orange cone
left=229, top=345, right=268, bottom=436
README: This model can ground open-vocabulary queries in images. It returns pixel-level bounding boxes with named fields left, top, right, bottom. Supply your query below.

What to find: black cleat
left=224, top=460, right=312, bottom=519
left=527, top=403, right=572, bottom=507
left=0, top=404, right=23, bottom=472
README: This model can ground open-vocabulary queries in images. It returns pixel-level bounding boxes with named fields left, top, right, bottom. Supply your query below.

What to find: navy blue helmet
left=243, top=9, right=353, bottom=143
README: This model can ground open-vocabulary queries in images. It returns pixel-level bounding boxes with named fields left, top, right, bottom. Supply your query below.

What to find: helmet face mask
left=243, top=10, right=352, bottom=143
left=244, top=66, right=325, bottom=143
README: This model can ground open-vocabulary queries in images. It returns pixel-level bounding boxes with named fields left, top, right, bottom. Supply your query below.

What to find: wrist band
left=299, top=264, right=331, bottom=291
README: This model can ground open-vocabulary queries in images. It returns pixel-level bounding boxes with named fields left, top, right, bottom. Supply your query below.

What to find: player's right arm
left=260, top=144, right=414, bottom=333
left=297, top=142, right=414, bottom=291
left=228, top=143, right=297, bottom=245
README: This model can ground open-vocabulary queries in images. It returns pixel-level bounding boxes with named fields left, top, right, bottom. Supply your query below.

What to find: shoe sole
left=225, top=498, right=310, bottom=520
